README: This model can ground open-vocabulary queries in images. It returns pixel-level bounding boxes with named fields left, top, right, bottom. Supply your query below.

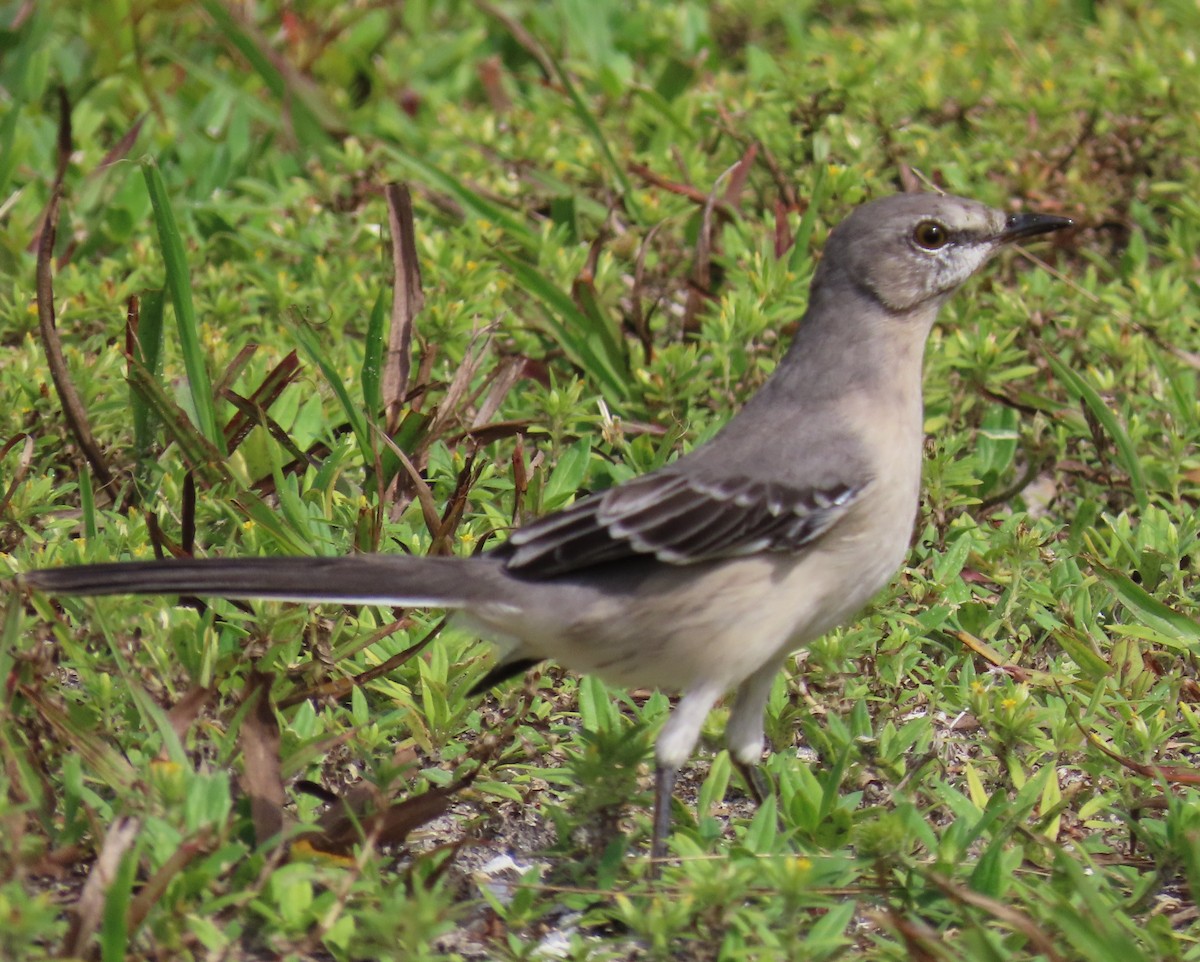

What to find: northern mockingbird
left=21, top=193, right=1071, bottom=867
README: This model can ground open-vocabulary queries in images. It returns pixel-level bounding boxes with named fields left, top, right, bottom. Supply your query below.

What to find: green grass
left=3, top=0, right=1200, bottom=958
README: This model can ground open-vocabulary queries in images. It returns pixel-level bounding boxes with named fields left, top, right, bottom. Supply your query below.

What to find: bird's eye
left=912, top=221, right=949, bottom=250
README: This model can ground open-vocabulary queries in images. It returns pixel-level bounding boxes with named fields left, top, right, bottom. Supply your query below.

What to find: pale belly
left=462, top=517, right=911, bottom=694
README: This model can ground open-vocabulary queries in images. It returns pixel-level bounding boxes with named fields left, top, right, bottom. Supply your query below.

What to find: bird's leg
left=726, top=660, right=780, bottom=805
left=649, top=683, right=724, bottom=875
left=733, top=757, right=771, bottom=805
left=651, top=763, right=677, bottom=868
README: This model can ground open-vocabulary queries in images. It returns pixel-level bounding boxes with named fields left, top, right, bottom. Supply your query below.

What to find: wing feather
left=501, top=468, right=866, bottom=578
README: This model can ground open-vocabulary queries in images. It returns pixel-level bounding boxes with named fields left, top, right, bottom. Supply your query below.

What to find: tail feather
left=20, top=555, right=487, bottom=609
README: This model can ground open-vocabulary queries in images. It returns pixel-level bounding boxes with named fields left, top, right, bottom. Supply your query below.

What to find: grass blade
left=789, top=164, right=829, bottom=272
left=129, top=290, right=166, bottom=489
left=384, top=147, right=538, bottom=251
left=362, top=285, right=388, bottom=416
left=1043, top=349, right=1147, bottom=509
left=493, top=249, right=632, bottom=402
left=478, top=2, right=640, bottom=219
left=0, top=102, right=21, bottom=200
left=0, top=8, right=49, bottom=196
left=197, top=0, right=336, bottom=146
left=1091, top=560, right=1200, bottom=646
left=541, top=46, right=640, bottom=220
left=142, top=159, right=224, bottom=453
left=125, top=355, right=229, bottom=486
left=293, top=317, right=373, bottom=465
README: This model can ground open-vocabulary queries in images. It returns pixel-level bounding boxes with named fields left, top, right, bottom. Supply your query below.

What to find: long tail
left=19, top=554, right=490, bottom=609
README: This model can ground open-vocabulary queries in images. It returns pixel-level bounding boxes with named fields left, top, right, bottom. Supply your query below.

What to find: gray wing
left=498, top=469, right=867, bottom=578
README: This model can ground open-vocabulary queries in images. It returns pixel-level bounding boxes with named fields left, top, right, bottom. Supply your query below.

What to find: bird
left=20, top=192, right=1072, bottom=870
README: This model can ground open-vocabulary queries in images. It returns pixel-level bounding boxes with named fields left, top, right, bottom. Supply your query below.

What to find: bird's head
left=819, top=193, right=1072, bottom=314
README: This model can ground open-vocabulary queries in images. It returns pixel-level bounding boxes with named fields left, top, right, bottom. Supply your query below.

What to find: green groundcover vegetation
left=3, top=1, right=1200, bottom=959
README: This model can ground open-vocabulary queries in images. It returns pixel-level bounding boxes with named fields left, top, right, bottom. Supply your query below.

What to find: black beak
left=1000, top=211, right=1074, bottom=243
